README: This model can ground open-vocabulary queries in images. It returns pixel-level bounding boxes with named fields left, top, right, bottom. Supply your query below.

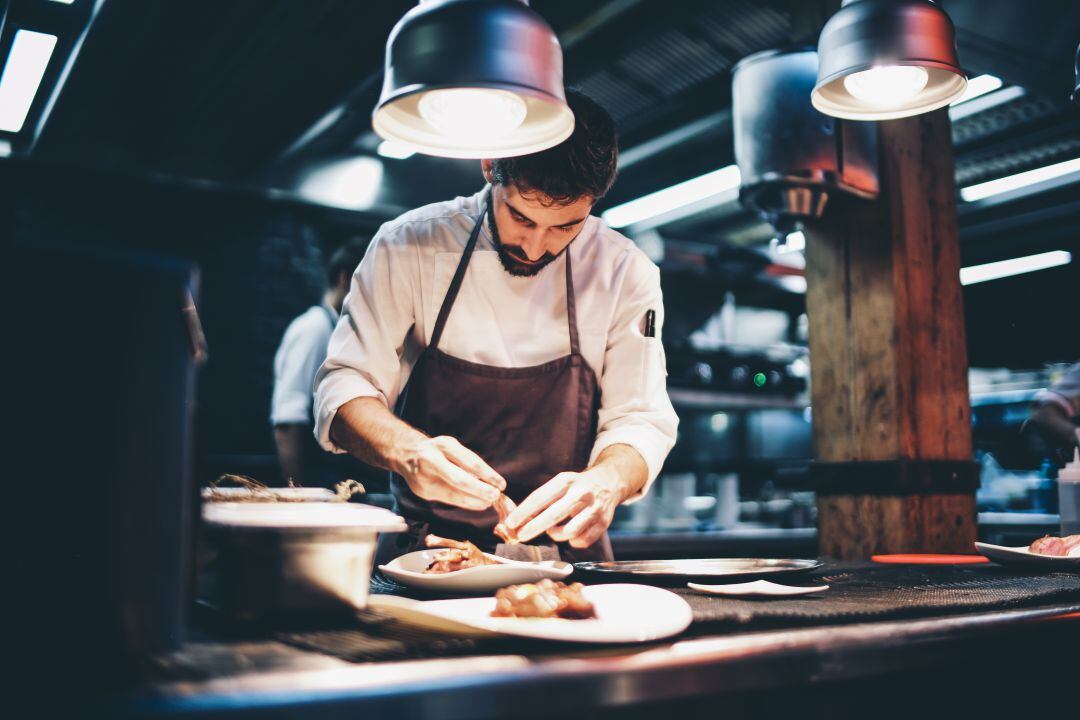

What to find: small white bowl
left=688, top=579, right=830, bottom=597
left=380, top=549, right=573, bottom=593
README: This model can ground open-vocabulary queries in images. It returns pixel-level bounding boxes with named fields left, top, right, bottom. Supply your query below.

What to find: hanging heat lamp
left=373, top=0, right=574, bottom=159
left=811, top=0, right=968, bottom=121
left=733, top=47, right=879, bottom=235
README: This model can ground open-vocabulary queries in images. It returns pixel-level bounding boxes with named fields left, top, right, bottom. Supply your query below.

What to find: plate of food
left=379, top=535, right=573, bottom=592
left=369, top=581, right=693, bottom=643
left=974, top=534, right=1080, bottom=570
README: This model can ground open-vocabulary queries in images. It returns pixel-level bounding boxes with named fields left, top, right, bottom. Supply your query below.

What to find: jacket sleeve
left=588, top=251, right=678, bottom=501
left=313, top=223, right=418, bottom=452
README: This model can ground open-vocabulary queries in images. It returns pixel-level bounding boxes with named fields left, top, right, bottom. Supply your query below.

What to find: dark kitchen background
left=3, top=0, right=1078, bottom=549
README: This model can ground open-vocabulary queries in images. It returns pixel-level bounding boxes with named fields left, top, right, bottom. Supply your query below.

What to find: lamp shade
left=734, top=48, right=879, bottom=233
left=812, top=0, right=967, bottom=121
left=373, top=0, right=574, bottom=159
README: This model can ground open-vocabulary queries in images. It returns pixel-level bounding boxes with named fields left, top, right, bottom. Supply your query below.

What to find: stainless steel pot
left=201, top=503, right=405, bottom=622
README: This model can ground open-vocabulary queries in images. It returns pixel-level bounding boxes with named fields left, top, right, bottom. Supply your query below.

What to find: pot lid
left=203, top=502, right=407, bottom=532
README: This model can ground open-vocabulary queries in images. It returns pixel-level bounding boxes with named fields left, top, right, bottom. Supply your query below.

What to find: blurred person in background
left=1026, top=361, right=1080, bottom=466
left=271, top=239, right=370, bottom=487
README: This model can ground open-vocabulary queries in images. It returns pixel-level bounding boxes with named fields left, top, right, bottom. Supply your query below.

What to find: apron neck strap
left=429, top=197, right=487, bottom=352
left=564, top=247, right=581, bottom=356
left=428, top=192, right=583, bottom=357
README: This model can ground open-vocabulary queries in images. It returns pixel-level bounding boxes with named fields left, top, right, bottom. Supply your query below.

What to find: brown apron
left=375, top=195, right=612, bottom=564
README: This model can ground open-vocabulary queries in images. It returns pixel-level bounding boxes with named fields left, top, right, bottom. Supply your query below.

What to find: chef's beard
left=487, top=207, right=557, bottom=277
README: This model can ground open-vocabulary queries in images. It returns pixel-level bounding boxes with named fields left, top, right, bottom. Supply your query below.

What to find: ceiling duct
left=732, top=47, right=879, bottom=235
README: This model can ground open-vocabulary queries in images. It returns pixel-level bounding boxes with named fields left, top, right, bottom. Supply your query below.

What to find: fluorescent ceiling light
left=298, top=157, right=384, bottom=211
left=49, top=0, right=77, bottom=4
left=0, top=140, right=11, bottom=157
left=951, top=74, right=1002, bottom=105
left=959, top=251, right=1071, bottom=286
left=376, top=140, right=415, bottom=160
left=0, top=30, right=59, bottom=133
left=960, top=157, right=1080, bottom=202
left=949, top=85, right=1025, bottom=121
left=602, top=165, right=741, bottom=229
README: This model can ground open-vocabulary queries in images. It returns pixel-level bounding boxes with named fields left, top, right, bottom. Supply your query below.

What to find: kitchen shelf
left=668, top=387, right=809, bottom=410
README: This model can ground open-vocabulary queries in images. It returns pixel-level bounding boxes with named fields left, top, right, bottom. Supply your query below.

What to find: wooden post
left=804, top=108, right=978, bottom=559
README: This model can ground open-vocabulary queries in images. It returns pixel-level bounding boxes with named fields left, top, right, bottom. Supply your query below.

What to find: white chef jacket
left=271, top=303, right=338, bottom=426
left=313, top=187, right=678, bottom=498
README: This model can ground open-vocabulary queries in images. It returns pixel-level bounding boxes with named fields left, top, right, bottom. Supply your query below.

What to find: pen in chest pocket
left=643, top=309, right=656, bottom=338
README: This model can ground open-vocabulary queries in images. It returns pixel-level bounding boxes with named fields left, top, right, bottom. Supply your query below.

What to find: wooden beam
left=805, top=108, right=977, bottom=559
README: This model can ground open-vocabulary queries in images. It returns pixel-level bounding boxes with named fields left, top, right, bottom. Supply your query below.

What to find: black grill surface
left=272, top=563, right=1080, bottom=663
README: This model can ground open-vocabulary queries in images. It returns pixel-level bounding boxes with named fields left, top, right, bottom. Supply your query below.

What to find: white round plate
left=379, top=549, right=573, bottom=593
left=688, top=580, right=829, bottom=597
left=974, top=542, right=1080, bottom=570
left=408, top=584, right=693, bottom=643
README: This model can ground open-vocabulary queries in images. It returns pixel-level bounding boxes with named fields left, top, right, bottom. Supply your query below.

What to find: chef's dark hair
left=490, top=90, right=618, bottom=204
left=326, top=238, right=369, bottom=286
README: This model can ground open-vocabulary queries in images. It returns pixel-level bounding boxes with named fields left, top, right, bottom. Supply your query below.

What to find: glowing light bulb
left=418, top=88, right=527, bottom=141
left=843, top=65, right=929, bottom=107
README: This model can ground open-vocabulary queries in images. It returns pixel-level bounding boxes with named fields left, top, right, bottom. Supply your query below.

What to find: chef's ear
left=481, top=159, right=494, bottom=183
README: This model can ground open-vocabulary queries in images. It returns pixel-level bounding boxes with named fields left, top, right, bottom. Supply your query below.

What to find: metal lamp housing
left=734, top=47, right=879, bottom=233
left=812, top=0, right=967, bottom=121
left=373, top=0, right=574, bottom=159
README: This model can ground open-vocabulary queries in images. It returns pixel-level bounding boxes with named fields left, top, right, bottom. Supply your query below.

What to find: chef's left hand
left=504, top=467, right=632, bottom=549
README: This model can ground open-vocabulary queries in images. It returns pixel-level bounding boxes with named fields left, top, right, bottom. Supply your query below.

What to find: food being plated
left=423, top=534, right=499, bottom=573
left=491, top=579, right=597, bottom=619
left=1028, top=534, right=1080, bottom=557
left=493, top=493, right=520, bottom=545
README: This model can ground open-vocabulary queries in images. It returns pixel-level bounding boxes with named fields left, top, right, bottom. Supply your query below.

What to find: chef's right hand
left=395, top=435, right=506, bottom=510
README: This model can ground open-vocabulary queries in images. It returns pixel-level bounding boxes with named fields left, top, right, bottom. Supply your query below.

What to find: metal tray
left=573, top=558, right=823, bottom=581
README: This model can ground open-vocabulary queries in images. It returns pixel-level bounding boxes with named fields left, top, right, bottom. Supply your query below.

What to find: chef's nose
left=519, top=232, right=547, bottom=261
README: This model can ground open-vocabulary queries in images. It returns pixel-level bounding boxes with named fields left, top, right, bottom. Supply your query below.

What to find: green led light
left=753, top=372, right=767, bottom=388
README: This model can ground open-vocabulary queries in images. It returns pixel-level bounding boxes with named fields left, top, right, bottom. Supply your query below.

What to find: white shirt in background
left=313, top=187, right=678, bottom=498
left=271, top=303, right=338, bottom=426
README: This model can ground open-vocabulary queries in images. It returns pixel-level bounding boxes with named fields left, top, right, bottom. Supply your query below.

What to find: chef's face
left=482, top=163, right=593, bottom=277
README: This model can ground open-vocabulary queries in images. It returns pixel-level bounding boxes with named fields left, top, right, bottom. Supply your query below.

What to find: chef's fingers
left=517, top=491, right=592, bottom=543
left=565, top=520, right=609, bottom=548
left=493, top=493, right=517, bottom=523
left=505, top=473, right=574, bottom=529
left=434, top=436, right=507, bottom=491
left=547, top=502, right=601, bottom=543
left=413, top=481, right=488, bottom=510
left=568, top=515, right=607, bottom=549
left=423, top=453, right=500, bottom=509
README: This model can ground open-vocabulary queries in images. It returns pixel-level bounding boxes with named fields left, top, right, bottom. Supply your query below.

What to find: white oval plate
left=379, top=549, right=573, bottom=593
left=688, top=580, right=830, bottom=597
left=371, top=584, right=693, bottom=643
left=974, top=542, right=1080, bottom=570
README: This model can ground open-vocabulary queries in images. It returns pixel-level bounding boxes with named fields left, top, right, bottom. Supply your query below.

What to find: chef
left=314, top=91, right=677, bottom=562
